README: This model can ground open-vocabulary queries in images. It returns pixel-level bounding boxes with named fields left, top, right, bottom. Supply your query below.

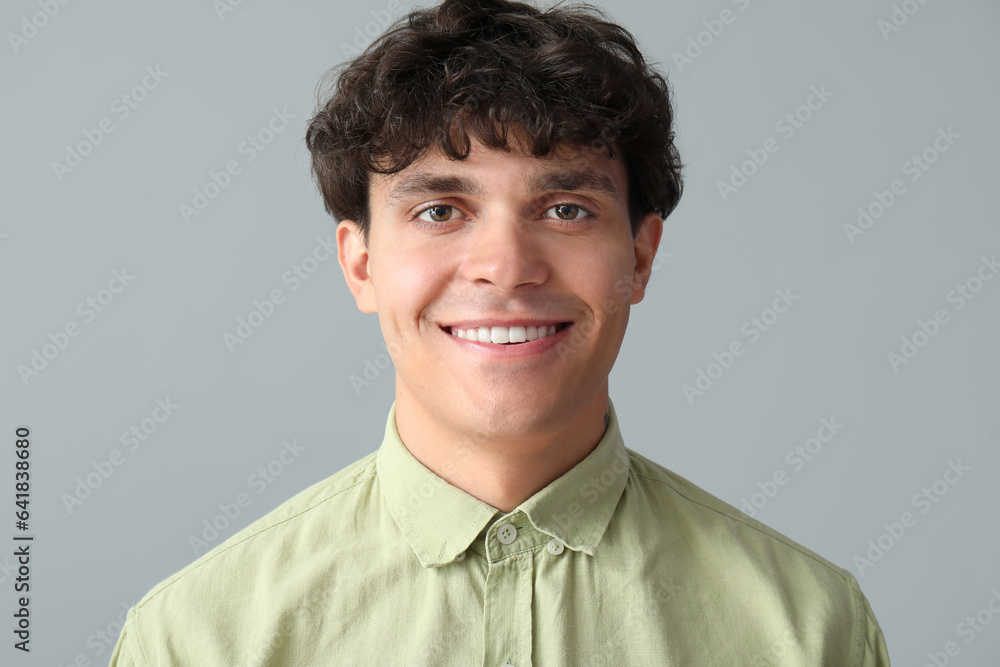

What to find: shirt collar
left=376, top=400, right=629, bottom=568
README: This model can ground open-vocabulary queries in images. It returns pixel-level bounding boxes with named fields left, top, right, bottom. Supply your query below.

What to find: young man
left=111, top=0, right=890, bottom=664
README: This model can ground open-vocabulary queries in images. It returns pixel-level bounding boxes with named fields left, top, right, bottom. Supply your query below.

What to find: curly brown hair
left=305, top=0, right=683, bottom=242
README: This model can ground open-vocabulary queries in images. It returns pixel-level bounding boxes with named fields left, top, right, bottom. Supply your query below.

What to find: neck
left=393, top=380, right=611, bottom=513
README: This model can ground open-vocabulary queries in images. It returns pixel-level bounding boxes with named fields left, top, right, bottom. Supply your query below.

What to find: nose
left=459, top=213, right=548, bottom=292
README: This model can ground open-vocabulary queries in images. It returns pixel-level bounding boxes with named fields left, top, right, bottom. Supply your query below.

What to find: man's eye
left=416, top=205, right=457, bottom=223
left=545, top=204, right=589, bottom=221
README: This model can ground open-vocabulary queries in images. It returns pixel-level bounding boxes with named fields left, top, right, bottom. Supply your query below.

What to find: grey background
left=1, top=0, right=997, bottom=664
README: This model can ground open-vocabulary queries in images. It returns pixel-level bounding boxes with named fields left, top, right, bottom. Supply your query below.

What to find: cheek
left=596, top=284, right=632, bottom=330
left=372, top=244, right=451, bottom=327
left=560, top=247, right=633, bottom=322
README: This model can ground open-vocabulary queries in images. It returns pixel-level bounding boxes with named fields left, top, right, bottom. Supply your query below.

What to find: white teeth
left=450, top=324, right=564, bottom=344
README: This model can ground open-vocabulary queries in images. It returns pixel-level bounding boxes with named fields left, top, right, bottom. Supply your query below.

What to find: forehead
left=373, top=141, right=627, bottom=205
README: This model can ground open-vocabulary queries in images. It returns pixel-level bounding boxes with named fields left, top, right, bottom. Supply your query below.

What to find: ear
left=337, top=220, right=377, bottom=314
left=630, top=212, right=663, bottom=305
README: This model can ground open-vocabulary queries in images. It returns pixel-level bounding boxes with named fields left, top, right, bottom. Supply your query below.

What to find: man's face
left=338, top=138, right=662, bottom=443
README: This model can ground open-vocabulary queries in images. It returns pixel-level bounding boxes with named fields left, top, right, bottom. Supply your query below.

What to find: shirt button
left=454, top=551, right=466, bottom=562
left=496, top=523, right=517, bottom=544
left=547, top=539, right=565, bottom=555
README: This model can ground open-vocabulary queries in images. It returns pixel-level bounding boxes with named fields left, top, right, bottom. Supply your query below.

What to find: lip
left=442, top=319, right=570, bottom=330
left=441, top=322, right=574, bottom=359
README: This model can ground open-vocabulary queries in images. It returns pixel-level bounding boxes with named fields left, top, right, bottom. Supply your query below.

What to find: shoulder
left=153, top=450, right=376, bottom=597
left=625, top=446, right=849, bottom=575
left=122, top=451, right=379, bottom=660
left=623, top=447, right=879, bottom=653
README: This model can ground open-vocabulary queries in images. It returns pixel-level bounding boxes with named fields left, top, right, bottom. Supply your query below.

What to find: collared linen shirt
left=111, top=401, right=890, bottom=666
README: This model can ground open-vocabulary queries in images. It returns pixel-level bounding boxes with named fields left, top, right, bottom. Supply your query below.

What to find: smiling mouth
left=443, top=323, right=572, bottom=344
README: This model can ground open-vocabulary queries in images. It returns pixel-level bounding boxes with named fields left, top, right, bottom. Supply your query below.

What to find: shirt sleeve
left=857, top=585, right=891, bottom=666
left=108, top=612, right=140, bottom=667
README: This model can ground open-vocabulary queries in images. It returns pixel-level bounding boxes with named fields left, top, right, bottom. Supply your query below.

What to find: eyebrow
left=527, top=169, right=621, bottom=202
left=384, top=175, right=485, bottom=207
left=383, top=167, right=621, bottom=207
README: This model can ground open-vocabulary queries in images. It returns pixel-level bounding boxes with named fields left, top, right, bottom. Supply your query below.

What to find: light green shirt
left=111, top=401, right=889, bottom=666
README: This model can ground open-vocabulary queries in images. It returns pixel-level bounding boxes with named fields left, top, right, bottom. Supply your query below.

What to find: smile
left=443, top=323, right=571, bottom=345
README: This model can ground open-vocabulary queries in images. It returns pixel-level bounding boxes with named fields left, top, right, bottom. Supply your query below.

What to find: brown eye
left=417, top=205, right=455, bottom=223
left=546, top=204, right=588, bottom=221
